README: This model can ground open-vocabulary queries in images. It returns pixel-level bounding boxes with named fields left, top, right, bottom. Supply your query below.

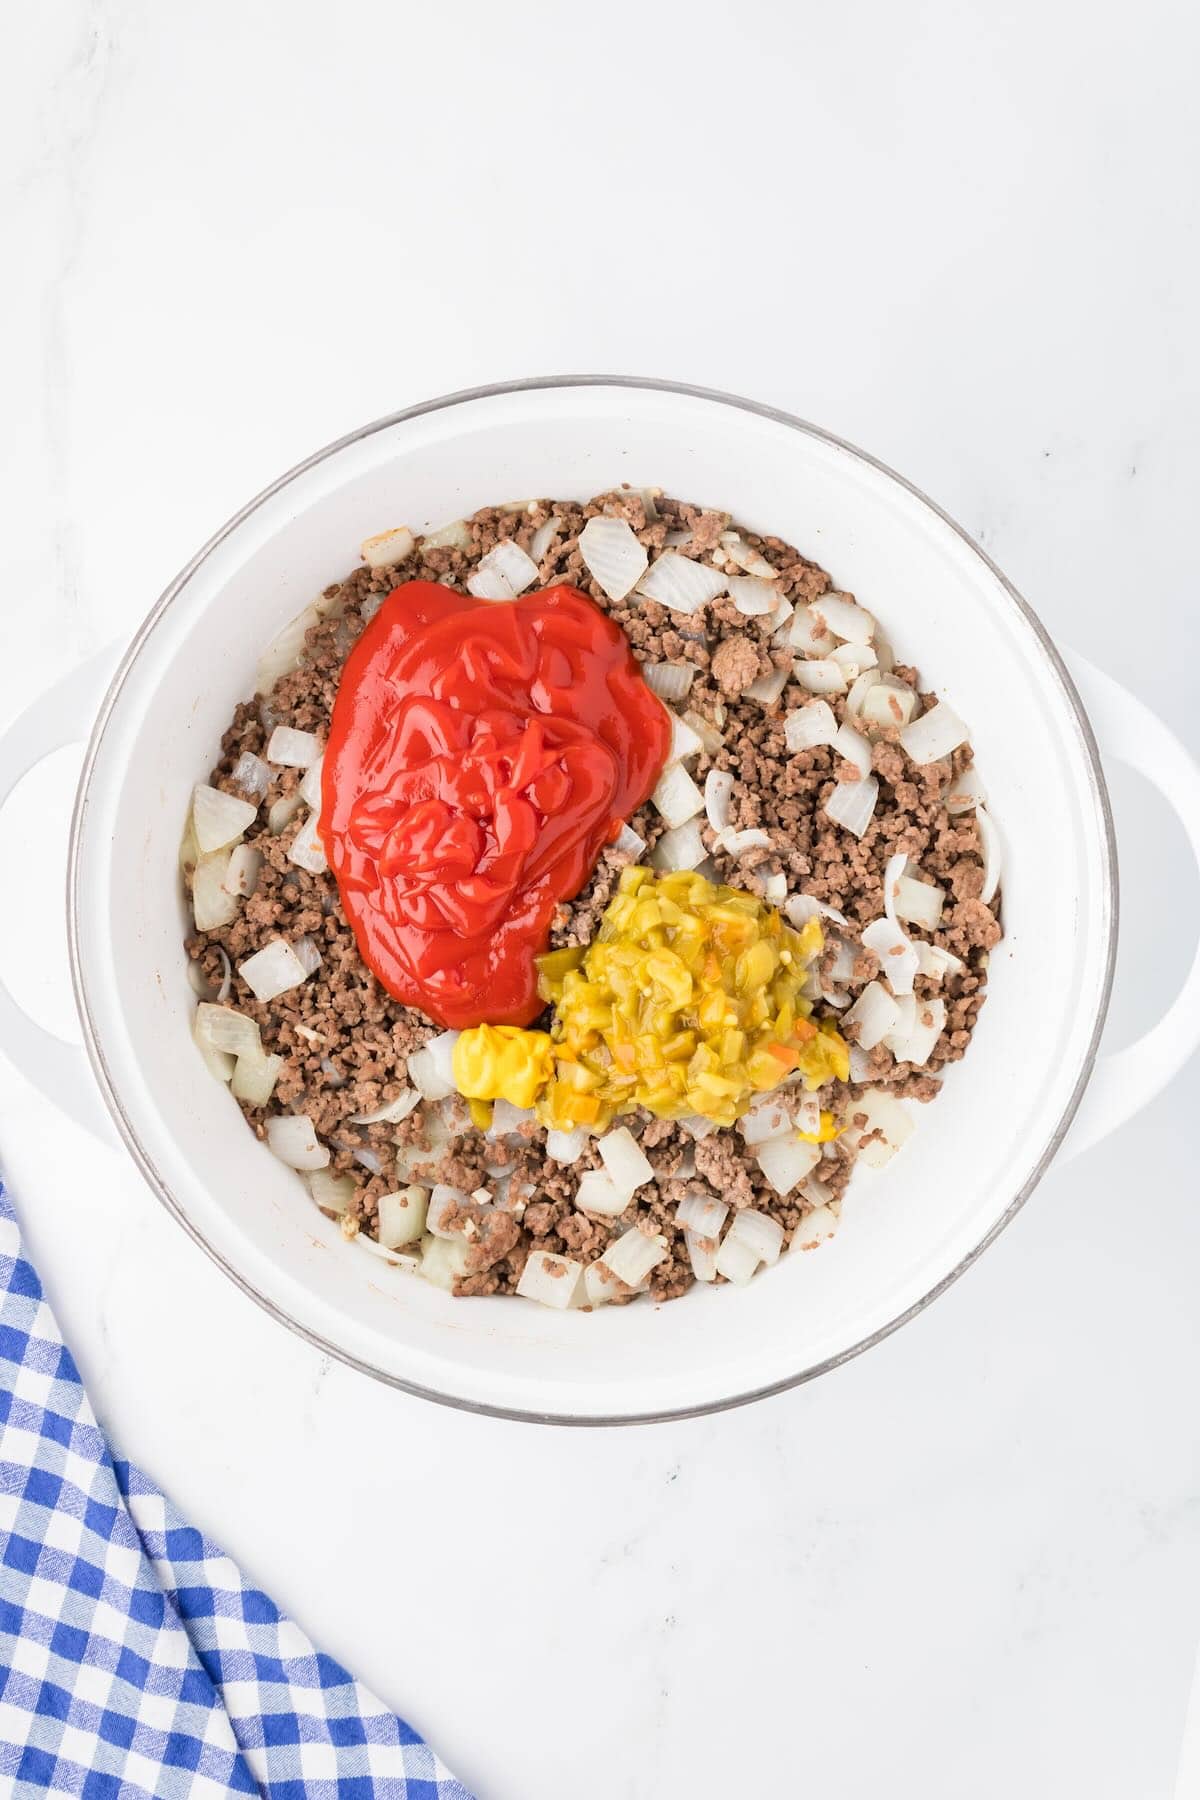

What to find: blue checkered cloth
left=0, top=1182, right=475, bottom=1798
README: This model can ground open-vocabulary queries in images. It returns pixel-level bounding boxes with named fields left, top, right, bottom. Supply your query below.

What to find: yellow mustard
left=534, top=867, right=849, bottom=1130
left=452, top=1022, right=556, bottom=1112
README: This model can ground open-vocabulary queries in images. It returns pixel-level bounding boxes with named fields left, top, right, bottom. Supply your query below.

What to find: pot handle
left=1058, top=648, right=1200, bottom=1162
left=0, top=647, right=123, bottom=1141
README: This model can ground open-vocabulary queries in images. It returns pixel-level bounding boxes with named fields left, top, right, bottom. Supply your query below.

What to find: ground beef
left=184, top=488, right=1001, bottom=1305
left=711, top=634, right=765, bottom=695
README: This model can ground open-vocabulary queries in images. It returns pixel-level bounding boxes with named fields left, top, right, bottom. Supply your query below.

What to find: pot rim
left=66, top=374, right=1118, bottom=1426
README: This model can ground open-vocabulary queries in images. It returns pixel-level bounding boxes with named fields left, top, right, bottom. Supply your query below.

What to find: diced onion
left=746, top=666, right=789, bottom=707
left=636, top=553, right=727, bottom=615
left=724, top=1207, right=783, bottom=1267
left=420, top=518, right=473, bottom=552
left=861, top=918, right=918, bottom=998
left=726, top=575, right=779, bottom=616
left=789, top=611, right=836, bottom=657
left=583, top=1261, right=628, bottom=1305
left=884, top=991, right=916, bottom=1050
left=677, top=1114, right=717, bottom=1141
left=427, top=1183, right=469, bottom=1237
left=361, top=526, right=415, bottom=569
left=266, top=725, right=320, bottom=768
left=309, top=1169, right=355, bottom=1214
left=824, top=776, right=879, bottom=838
left=418, top=1234, right=472, bottom=1289
left=829, top=641, right=879, bottom=678
left=222, top=843, right=262, bottom=898
left=517, top=1250, right=584, bottom=1309
left=356, top=1236, right=420, bottom=1270
left=900, top=700, right=969, bottom=765
left=794, top=1090, right=821, bottom=1136
left=859, top=677, right=919, bottom=729
left=755, top=1136, right=822, bottom=1195
left=668, top=711, right=705, bottom=763
left=546, top=1126, right=589, bottom=1164
left=256, top=605, right=319, bottom=695
left=299, top=755, right=324, bottom=811
left=642, top=661, right=696, bottom=703
left=266, top=1113, right=329, bottom=1170
left=597, top=1127, right=654, bottom=1196
left=824, top=937, right=858, bottom=986
left=292, top=935, right=323, bottom=976
left=717, top=826, right=772, bottom=856
left=844, top=669, right=884, bottom=724
left=192, top=784, right=257, bottom=854
left=485, top=1097, right=535, bottom=1141
left=843, top=979, right=900, bottom=1049
left=579, top=516, right=648, bottom=600
left=600, top=1227, right=669, bottom=1287
left=612, top=821, right=646, bottom=860
left=888, top=996, right=946, bottom=1066
left=843, top=1088, right=914, bottom=1167
left=467, top=538, right=540, bottom=600
left=719, top=531, right=776, bottom=579
left=976, top=805, right=1002, bottom=904
left=287, top=813, right=328, bottom=875
left=231, top=752, right=270, bottom=800
left=575, top=1170, right=630, bottom=1218
left=676, top=1192, right=729, bottom=1237
left=649, top=819, right=707, bottom=872
left=712, top=1233, right=760, bottom=1285
left=769, top=597, right=796, bottom=639
left=230, top=1046, right=283, bottom=1105
left=191, top=853, right=240, bottom=931
left=407, top=1030, right=460, bottom=1101
left=682, top=709, right=724, bottom=756
left=808, top=593, right=875, bottom=644
left=831, top=721, right=872, bottom=777
left=686, top=1229, right=720, bottom=1282
left=194, top=1003, right=261, bottom=1058
left=785, top=700, right=838, bottom=753
left=763, top=872, right=787, bottom=904
left=268, top=791, right=304, bottom=836
left=792, top=1205, right=839, bottom=1250
left=704, top=769, right=735, bottom=834
left=350, top=1088, right=420, bottom=1126
left=192, top=1010, right=234, bottom=1082
left=378, top=1185, right=428, bottom=1248
left=529, top=516, right=562, bottom=564
left=785, top=893, right=849, bottom=929
left=238, top=938, right=311, bottom=1002
left=652, top=762, right=705, bottom=829
left=916, top=941, right=965, bottom=980
left=894, top=874, right=946, bottom=931
left=792, top=657, right=848, bottom=695
left=738, top=1093, right=793, bottom=1145
left=848, top=1044, right=875, bottom=1084
left=882, top=851, right=909, bottom=933
left=945, top=765, right=986, bottom=813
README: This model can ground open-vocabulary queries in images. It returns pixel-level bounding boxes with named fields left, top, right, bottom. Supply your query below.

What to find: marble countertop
left=3, top=4, right=1199, bottom=1794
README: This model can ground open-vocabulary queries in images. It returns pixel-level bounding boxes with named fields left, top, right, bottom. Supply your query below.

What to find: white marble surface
left=3, top=4, right=1200, bottom=1795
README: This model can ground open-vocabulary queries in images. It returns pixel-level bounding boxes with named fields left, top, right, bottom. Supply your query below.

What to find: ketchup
left=320, top=581, right=671, bottom=1028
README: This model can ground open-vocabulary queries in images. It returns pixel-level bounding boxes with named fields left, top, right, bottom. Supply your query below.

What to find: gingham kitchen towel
left=0, top=1182, right=475, bottom=1798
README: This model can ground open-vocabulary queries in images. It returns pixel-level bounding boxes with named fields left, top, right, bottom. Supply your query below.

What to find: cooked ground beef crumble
left=185, top=491, right=1001, bottom=1304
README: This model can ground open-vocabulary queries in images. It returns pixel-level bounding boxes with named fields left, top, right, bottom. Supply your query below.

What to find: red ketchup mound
left=320, top=581, right=671, bottom=1028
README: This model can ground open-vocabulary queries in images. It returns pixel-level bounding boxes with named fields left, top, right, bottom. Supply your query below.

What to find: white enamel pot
left=3, top=379, right=1200, bottom=1424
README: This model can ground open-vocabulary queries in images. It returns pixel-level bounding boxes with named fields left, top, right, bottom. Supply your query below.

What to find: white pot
left=3, top=379, right=1198, bottom=1424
